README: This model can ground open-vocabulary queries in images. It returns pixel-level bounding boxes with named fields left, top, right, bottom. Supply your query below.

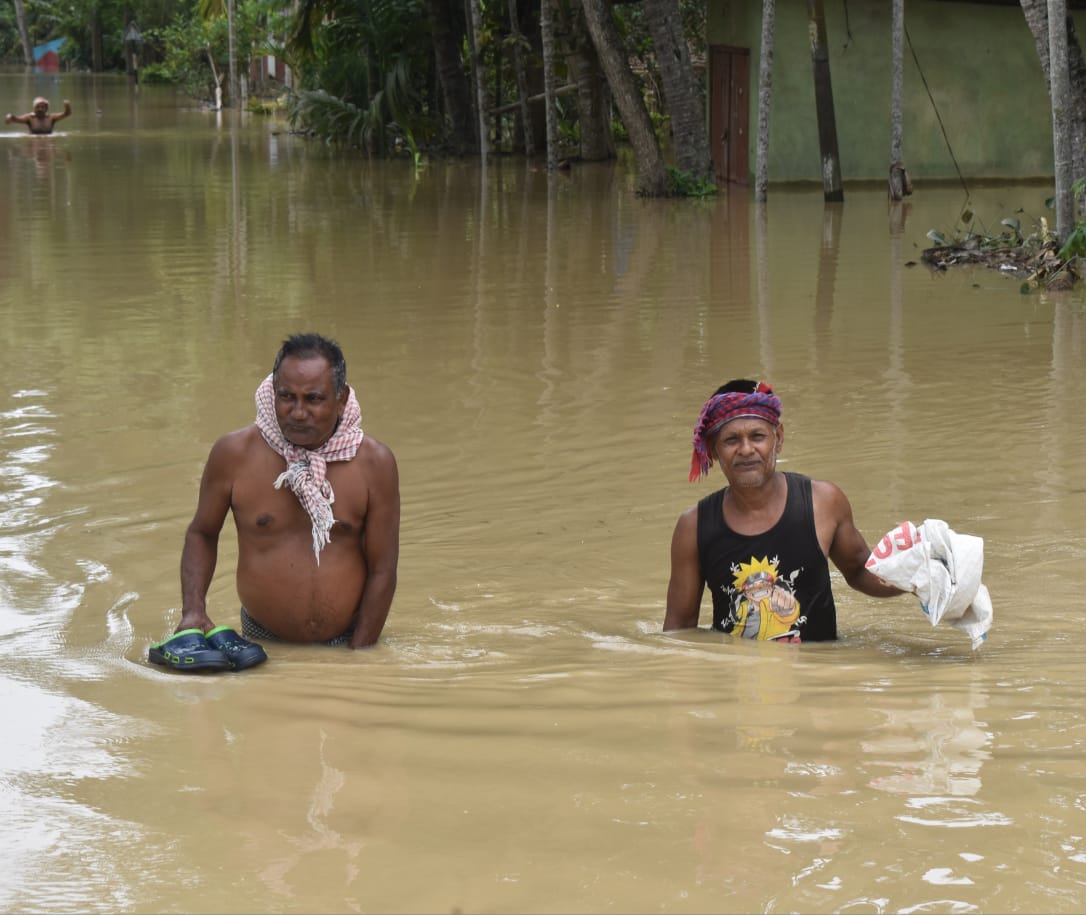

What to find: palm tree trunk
left=541, top=0, right=560, bottom=169
left=508, top=0, right=535, bottom=155
left=12, top=0, right=32, bottom=67
left=466, top=0, right=490, bottom=161
left=562, top=25, right=613, bottom=161
left=580, top=0, right=669, bottom=195
left=1020, top=0, right=1086, bottom=194
left=227, top=0, right=238, bottom=107
left=888, top=0, right=907, bottom=199
left=1049, top=0, right=1073, bottom=242
left=641, top=0, right=711, bottom=182
left=555, top=1, right=613, bottom=161
left=425, top=0, right=477, bottom=154
left=754, top=0, right=775, bottom=202
left=90, top=11, right=103, bottom=71
left=806, top=0, right=843, bottom=201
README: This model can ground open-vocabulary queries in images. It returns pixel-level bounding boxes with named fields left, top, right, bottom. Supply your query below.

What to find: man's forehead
left=717, top=416, right=777, bottom=434
left=275, top=355, right=335, bottom=388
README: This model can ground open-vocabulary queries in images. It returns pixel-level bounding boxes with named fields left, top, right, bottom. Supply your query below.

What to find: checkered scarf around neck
left=254, top=373, right=364, bottom=563
left=688, top=382, right=781, bottom=482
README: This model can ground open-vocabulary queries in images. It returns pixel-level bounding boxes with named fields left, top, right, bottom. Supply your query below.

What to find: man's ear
left=775, top=423, right=784, bottom=453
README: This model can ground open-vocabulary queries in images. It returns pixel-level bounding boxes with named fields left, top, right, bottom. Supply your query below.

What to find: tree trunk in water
left=425, top=0, right=477, bottom=155
left=754, top=0, right=776, bottom=202
left=91, top=12, right=103, bottom=72
left=888, top=0, right=911, bottom=200
left=806, top=0, right=843, bottom=201
left=227, top=0, right=238, bottom=107
left=12, top=0, right=32, bottom=67
left=580, top=0, right=669, bottom=195
left=641, top=0, right=712, bottom=182
left=541, top=0, right=560, bottom=169
left=1049, top=0, right=1073, bottom=242
left=557, top=1, right=614, bottom=162
left=513, top=0, right=549, bottom=150
left=207, top=48, right=223, bottom=107
left=1020, top=0, right=1086, bottom=194
left=466, top=0, right=490, bottom=161
left=507, top=0, right=535, bottom=155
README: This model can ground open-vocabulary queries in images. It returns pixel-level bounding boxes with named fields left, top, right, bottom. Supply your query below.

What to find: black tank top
left=696, top=472, right=837, bottom=642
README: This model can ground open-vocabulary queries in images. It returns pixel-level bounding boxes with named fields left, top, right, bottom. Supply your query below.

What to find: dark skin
left=664, top=417, right=903, bottom=632
left=180, top=354, right=400, bottom=648
left=5, top=99, right=71, bottom=135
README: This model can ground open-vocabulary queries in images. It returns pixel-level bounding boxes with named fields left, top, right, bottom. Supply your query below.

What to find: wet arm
left=664, top=509, right=705, bottom=631
left=823, top=485, right=907, bottom=598
left=53, top=100, right=71, bottom=123
left=350, top=443, right=400, bottom=649
left=179, top=439, right=234, bottom=631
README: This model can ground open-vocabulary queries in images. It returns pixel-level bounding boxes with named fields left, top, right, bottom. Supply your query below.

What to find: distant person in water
left=5, top=97, right=71, bottom=135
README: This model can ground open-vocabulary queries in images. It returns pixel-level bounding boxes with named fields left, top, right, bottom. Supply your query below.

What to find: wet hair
left=713, top=379, right=761, bottom=397
left=272, top=333, right=347, bottom=395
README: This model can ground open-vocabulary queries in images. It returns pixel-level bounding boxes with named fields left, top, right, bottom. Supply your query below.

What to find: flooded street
left=2, top=72, right=1086, bottom=914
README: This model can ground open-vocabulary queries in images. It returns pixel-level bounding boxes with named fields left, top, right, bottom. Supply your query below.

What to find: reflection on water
left=250, top=729, right=368, bottom=905
left=2, top=72, right=1086, bottom=913
left=865, top=684, right=990, bottom=802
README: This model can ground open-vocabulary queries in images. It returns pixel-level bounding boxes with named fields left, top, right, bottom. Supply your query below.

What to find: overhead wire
left=905, top=23, right=970, bottom=198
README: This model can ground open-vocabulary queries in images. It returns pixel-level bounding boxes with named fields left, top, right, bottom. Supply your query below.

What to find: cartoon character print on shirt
left=720, top=555, right=806, bottom=642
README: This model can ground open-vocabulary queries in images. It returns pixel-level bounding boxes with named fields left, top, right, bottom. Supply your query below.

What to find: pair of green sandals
left=149, top=626, right=268, bottom=672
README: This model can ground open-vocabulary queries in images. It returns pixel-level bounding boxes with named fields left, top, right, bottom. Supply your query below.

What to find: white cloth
left=865, top=519, right=993, bottom=650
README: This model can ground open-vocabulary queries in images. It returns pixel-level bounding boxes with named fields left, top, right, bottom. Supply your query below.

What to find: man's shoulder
left=804, top=475, right=844, bottom=495
left=208, top=423, right=267, bottom=461
left=784, top=472, right=838, bottom=494
left=806, top=476, right=851, bottom=518
left=679, top=487, right=724, bottom=532
left=348, top=435, right=398, bottom=488
left=356, top=433, right=395, bottom=465
left=216, top=422, right=262, bottom=445
left=696, top=485, right=727, bottom=508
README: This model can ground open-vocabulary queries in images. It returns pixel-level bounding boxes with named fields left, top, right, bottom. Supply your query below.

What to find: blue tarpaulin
left=32, top=38, right=65, bottom=69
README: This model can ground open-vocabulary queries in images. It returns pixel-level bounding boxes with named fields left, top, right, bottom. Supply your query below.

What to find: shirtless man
left=171, top=333, right=399, bottom=662
left=664, top=379, right=904, bottom=642
left=5, top=97, right=72, bottom=134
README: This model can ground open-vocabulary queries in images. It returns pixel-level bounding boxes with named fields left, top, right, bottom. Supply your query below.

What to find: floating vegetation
left=920, top=204, right=1082, bottom=293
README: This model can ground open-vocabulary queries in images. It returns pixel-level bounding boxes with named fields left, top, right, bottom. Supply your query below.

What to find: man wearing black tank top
left=664, top=380, right=906, bottom=642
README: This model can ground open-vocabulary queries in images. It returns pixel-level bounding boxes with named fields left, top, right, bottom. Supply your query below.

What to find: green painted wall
left=710, top=0, right=1082, bottom=183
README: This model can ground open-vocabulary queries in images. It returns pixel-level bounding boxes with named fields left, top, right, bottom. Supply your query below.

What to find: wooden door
left=710, top=45, right=751, bottom=186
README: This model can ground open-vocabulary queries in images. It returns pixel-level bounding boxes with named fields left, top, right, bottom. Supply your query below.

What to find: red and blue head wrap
left=688, top=381, right=781, bottom=482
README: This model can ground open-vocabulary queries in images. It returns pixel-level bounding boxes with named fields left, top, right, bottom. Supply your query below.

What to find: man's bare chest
left=231, top=455, right=368, bottom=531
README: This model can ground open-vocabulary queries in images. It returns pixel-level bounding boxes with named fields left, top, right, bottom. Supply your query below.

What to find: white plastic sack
left=865, top=519, right=993, bottom=650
